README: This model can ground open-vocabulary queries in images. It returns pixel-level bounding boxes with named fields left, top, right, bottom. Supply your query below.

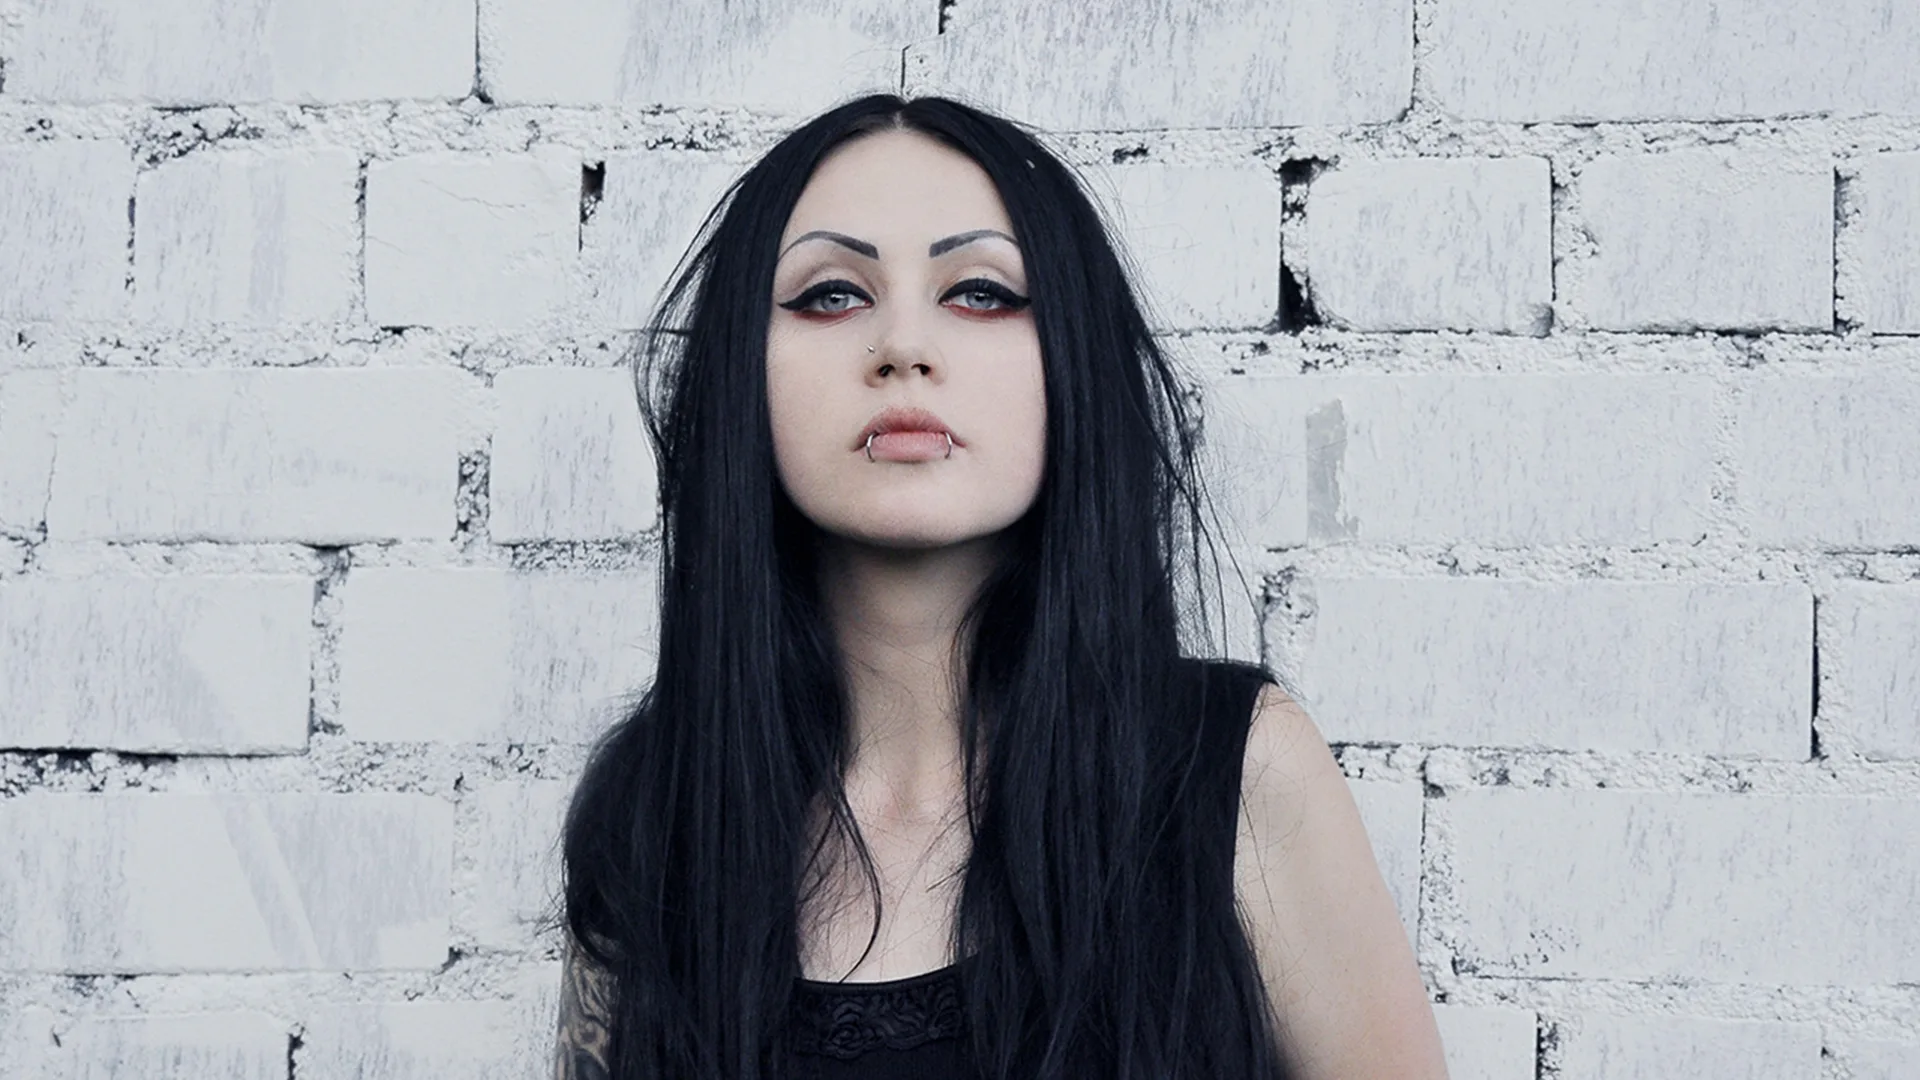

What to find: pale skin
left=555, top=129, right=1448, bottom=1079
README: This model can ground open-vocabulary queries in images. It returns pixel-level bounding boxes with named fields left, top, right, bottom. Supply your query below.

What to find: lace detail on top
left=790, top=964, right=965, bottom=1059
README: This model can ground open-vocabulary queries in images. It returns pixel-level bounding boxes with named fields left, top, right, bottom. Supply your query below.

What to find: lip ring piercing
left=866, top=431, right=953, bottom=462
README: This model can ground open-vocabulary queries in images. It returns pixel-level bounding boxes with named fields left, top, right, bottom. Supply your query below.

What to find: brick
left=1303, top=158, right=1552, bottom=333
left=302, top=966, right=559, bottom=1080
left=10, top=0, right=471, bottom=104
left=1855, top=153, right=1920, bottom=333
left=0, top=371, right=68, bottom=533
left=43, top=368, right=462, bottom=543
left=0, top=142, right=133, bottom=321
left=337, top=567, right=658, bottom=742
left=365, top=151, right=577, bottom=330
left=1577, top=150, right=1832, bottom=332
left=0, top=574, right=310, bottom=754
left=1432, top=1005, right=1536, bottom=1080
left=586, top=153, right=741, bottom=330
left=3, top=1010, right=288, bottom=1080
left=466, top=781, right=570, bottom=949
left=910, top=0, right=1410, bottom=129
left=1276, top=578, right=1810, bottom=756
left=1082, top=163, right=1280, bottom=330
left=1348, top=780, right=1422, bottom=944
left=1557, top=1014, right=1819, bottom=1080
left=0, top=793, right=451, bottom=972
left=1736, top=375, right=1920, bottom=548
left=1447, top=790, right=1920, bottom=983
left=1428, top=0, right=1920, bottom=122
left=1845, top=1039, right=1920, bottom=1080
left=1821, top=584, right=1920, bottom=760
left=490, top=367, right=657, bottom=541
left=483, top=0, right=923, bottom=110
left=1201, top=375, right=1714, bottom=549
left=134, top=148, right=359, bottom=325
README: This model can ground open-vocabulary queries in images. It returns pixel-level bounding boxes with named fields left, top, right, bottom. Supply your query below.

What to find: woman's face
left=766, top=129, right=1047, bottom=551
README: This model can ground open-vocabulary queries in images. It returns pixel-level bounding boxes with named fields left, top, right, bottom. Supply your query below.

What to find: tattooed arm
left=554, top=935, right=616, bottom=1080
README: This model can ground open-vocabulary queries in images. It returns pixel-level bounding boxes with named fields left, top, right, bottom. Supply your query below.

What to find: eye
left=944, top=278, right=1031, bottom=312
left=777, top=279, right=871, bottom=315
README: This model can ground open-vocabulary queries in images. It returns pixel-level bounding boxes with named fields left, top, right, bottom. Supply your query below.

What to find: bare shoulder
left=1238, top=681, right=1324, bottom=818
left=554, top=934, right=616, bottom=1080
left=1231, top=682, right=1451, bottom=1080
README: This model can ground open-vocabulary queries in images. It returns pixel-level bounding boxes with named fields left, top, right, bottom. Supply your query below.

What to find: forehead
left=780, top=129, right=1016, bottom=245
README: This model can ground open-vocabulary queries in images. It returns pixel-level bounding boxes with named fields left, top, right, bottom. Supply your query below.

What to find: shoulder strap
left=1181, top=658, right=1275, bottom=873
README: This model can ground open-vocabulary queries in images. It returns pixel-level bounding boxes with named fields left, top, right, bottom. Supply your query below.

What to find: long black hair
left=555, top=93, right=1286, bottom=1080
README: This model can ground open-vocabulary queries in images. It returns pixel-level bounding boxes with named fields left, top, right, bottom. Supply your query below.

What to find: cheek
left=764, top=349, right=835, bottom=496
left=979, top=343, right=1049, bottom=496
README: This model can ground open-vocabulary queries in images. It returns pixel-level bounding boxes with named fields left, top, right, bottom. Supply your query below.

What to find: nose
left=865, top=315, right=941, bottom=385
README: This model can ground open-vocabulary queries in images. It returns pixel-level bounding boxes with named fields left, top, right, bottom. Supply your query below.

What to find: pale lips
left=857, top=406, right=961, bottom=464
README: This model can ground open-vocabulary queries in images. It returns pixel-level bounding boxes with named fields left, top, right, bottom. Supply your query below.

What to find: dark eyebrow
left=929, top=228, right=1019, bottom=257
left=777, top=228, right=1020, bottom=262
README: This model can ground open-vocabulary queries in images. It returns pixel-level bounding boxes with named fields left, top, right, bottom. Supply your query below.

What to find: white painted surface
left=490, top=367, right=657, bottom=541
left=41, top=368, right=465, bottom=542
left=1303, top=157, right=1552, bottom=333
left=2, top=1, right=1916, bottom=1070
left=134, top=149, right=359, bottom=325
left=1576, top=150, right=1832, bottom=331
left=337, top=566, right=658, bottom=742
left=0, top=574, right=311, bottom=753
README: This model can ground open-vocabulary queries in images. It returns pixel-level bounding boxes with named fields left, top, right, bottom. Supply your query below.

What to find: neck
left=816, top=533, right=1002, bottom=821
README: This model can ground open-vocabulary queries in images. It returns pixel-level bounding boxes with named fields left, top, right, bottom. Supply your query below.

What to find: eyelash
left=777, top=277, right=1031, bottom=316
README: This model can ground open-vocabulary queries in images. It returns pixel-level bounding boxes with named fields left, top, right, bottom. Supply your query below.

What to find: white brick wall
left=1845, top=1038, right=1920, bottom=1080
left=1556, top=1014, right=1820, bottom=1080
left=1301, top=158, right=1552, bottom=334
left=1431, top=1005, right=1536, bottom=1080
left=1855, top=153, right=1920, bottom=333
left=3, top=1009, right=289, bottom=1080
left=301, top=988, right=558, bottom=1080
left=134, top=148, right=360, bottom=325
left=1348, top=779, right=1423, bottom=943
left=1427, top=0, right=1920, bottom=122
left=4, top=1, right=1916, bottom=1072
left=585, top=153, right=742, bottom=330
left=0, top=574, right=311, bottom=754
left=482, top=0, right=922, bottom=112
left=1736, top=375, right=1920, bottom=548
left=0, top=142, right=134, bottom=321
left=10, top=0, right=473, bottom=104
left=490, top=366, right=657, bottom=541
left=1574, top=150, right=1833, bottom=331
left=912, top=0, right=1411, bottom=128
left=0, top=794, right=451, bottom=971
left=1085, top=163, right=1281, bottom=331
left=1203, top=374, right=1715, bottom=548
left=1278, top=578, right=1810, bottom=756
left=1820, top=584, right=1920, bottom=760
left=365, top=151, right=578, bottom=330
left=464, top=780, right=571, bottom=949
left=0, top=370, right=69, bottom=532
left=41, top=368, right=466, bottom=543
left=336, top=566, right=658, bottom=742
left=1445, top=790, right=1920, bottom=983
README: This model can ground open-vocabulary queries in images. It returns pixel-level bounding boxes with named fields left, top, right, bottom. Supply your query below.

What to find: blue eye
left=777, top=279, right=871, bottom=314
left=944, top=278, right=1031, bottom=311
left=776, top=277, right=1031, bottom=315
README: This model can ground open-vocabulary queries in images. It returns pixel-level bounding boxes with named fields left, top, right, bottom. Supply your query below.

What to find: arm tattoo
left=555, top=940, right=616, bottom=1080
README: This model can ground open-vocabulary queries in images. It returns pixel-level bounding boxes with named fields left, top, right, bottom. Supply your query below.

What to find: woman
left=551, top=93, right=1447, bottom=1080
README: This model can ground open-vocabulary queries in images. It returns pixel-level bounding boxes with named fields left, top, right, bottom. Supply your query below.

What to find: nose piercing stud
left=867, top=345, right=876, bottom=353
left=865, top=431, right=954, bottom=462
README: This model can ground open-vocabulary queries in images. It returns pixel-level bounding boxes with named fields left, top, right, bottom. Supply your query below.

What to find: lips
left=856, top=406, right=962, bottom=463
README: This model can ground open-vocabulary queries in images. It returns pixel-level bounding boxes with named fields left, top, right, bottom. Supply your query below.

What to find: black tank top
left=785, top=658, right=1272, bottom=1080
